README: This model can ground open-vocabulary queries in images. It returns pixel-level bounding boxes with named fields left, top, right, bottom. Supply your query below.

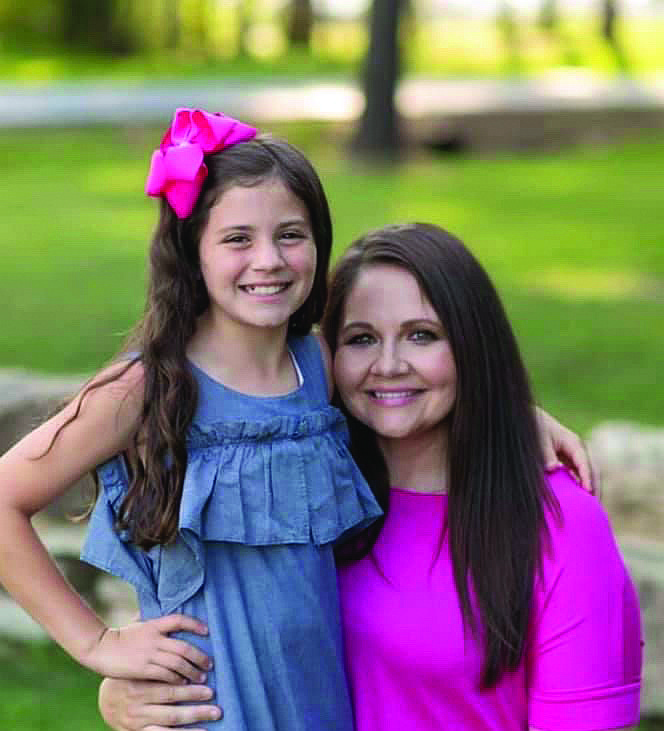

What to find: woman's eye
left=346, top=333, right=375, bottom=346
left=409, top=329, right=439, bottom=343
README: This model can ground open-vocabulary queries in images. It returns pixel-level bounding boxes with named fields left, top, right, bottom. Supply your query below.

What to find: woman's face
left=333, top=263, right=457, bottom=445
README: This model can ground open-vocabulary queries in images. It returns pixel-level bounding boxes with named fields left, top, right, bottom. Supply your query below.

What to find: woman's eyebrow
left=401, top=318, right=443, bottom=328
left=339, top=321, right=373, bottom=333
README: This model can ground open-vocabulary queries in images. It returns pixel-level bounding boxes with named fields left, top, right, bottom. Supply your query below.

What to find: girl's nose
left=369, top=343, right=409, bottom=377
left=252, top=238, right=285, bottom=271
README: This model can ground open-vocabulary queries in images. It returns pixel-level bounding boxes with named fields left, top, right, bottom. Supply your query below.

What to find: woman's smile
left=334, top=263, right=457, bottom=445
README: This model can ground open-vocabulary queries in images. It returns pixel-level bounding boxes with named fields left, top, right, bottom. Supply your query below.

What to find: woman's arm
left=527, top=470, right=642, bottom=730
left=99, top=677, right=221, bottom=730
left=0, top=362, right=209, bottom=681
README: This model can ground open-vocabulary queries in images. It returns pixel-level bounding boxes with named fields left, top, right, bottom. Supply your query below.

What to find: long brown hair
left=56, top=135, right=332, bottom=549
left=324, top=223, right=558, bottom=688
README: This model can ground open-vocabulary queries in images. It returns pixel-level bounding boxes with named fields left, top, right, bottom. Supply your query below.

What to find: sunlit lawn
left=0, top=124, right=663, bottom=438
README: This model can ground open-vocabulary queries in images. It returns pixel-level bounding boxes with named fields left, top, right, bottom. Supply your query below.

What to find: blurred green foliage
left=1, top=7, right=664, bottom=81
left=0, top=124, right=662, bottom=434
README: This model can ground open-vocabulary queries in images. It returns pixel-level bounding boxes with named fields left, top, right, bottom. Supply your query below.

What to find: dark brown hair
left=324, top=223, right=557, bottom=688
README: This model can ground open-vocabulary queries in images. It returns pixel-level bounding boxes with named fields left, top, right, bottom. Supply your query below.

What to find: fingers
left=139, top=701, right=222, bottom=728
left=133, top=683, right=215, bottom=705
left=150, top=650, right=209, bottom=684
left=163, top=636, right=213, bottom=672
left=153, top=614, right=209, bottom=637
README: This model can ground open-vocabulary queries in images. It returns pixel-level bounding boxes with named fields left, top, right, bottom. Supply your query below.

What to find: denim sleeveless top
left=81, top=335, right=381, bottom=730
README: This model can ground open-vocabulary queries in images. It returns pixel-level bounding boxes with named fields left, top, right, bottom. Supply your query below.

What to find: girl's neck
left=378, top=425, right=449, bottom=494
left=188, top=311, right=297, bottom=396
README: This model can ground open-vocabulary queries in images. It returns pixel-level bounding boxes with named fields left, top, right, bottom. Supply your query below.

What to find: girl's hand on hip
left=98, top=676, right=222, bottom=731
left=85, top=615, right=212, bottom=683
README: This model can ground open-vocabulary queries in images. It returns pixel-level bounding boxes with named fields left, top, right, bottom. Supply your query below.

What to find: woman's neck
left=378, top=426, right=449, bottom=494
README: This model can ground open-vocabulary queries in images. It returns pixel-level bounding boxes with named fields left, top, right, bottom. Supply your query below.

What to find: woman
left=99, top=224, right=640, bottom=730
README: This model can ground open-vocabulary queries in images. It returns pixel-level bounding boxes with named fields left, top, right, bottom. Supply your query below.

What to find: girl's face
left=198, top=177, right=317, bottom=334
left=333, top=264, right=457, bottom=445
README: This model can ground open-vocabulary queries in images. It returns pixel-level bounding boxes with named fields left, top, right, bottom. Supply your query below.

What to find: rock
left=620, top=538, right=664, bottom=717
left=588, top=421, right=664, bottom=542
left=588, top=422, right=664, bottom=718
left=0, top=369, right=94, bottom=519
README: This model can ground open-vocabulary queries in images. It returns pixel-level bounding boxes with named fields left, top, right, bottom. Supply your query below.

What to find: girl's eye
left=409, top=329, right=439, bottom=343
left=280, top=230, right=306, bottom=243
left=345, top=333, right=376, bottom=346
left=223, top=234, right=250, bottom=247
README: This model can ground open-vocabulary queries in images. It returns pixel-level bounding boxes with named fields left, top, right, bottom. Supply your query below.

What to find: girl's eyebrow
left=277, top=218, right=309, bottom=227
left=216, top=218, right=309, bottom=234
left=217, top=224, right=253, bottom=234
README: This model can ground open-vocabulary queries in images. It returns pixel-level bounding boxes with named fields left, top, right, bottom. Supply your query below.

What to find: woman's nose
left=369, top=343, right=409, bottom=376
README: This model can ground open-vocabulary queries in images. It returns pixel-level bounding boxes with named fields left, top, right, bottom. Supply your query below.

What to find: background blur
left=0, top=0, right=662, bottom=728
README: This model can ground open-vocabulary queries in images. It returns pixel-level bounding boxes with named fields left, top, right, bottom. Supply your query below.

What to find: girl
left=0, top=109, right=590, bottom=731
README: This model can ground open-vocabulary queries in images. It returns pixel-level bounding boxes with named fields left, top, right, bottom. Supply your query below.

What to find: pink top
left=338, top=468, right=642, bottom=731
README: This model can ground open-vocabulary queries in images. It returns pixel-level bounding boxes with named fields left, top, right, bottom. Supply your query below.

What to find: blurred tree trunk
left=287, top=0, right=313, bottom=47
left=601, top=0, right=617, bottom=44
left=236, top=0, right=254, bottom=57
left=61, top=0, right=134, bottom=54
left=537, top=0, right=557, bottom=31
left=189, top=0, right=211, bottom=56
left=164, top=0, right=180, bottom=50
left=351, top=0, right=405, bottom=160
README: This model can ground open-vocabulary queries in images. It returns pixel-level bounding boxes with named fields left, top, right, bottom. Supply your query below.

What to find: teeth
left=243, top=284, right=288, bottom=295
left=372, top=391, right=415, bottom=400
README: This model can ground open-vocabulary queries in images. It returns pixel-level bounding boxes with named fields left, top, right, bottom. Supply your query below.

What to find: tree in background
left=351, top=0, right=405, bottom=160
left=287, top=0, right=314, bottom=47
left=600, top=0, right=628, bottom=70
left=60, top=0, right=136, bottom=54
left=537, top=0, right=558, bottom=31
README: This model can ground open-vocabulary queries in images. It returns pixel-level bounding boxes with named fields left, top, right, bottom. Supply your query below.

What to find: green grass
left=0, top=124, right=663, bottom=435
left=0, top=639, right=106, bottom=730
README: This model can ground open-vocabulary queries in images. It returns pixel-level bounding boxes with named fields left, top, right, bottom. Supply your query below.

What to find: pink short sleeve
left=526, top=469, right=642, bottom=730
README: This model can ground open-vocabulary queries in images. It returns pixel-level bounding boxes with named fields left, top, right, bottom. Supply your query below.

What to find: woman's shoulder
left=542, top=466, right=623, bottom=570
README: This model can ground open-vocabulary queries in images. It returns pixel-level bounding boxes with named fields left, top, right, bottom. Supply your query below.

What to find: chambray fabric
left=81, top=335, right=381, bottom=730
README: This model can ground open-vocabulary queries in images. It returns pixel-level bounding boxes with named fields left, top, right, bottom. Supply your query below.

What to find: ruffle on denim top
left=81, top=405, right=381, bottom=614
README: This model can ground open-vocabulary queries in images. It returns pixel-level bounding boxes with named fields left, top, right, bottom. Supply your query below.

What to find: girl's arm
left=0, top=362, right=209, bottom=681
left=534, top=406, right=597, bottom=494
left=99, top=676, right=221, bottom=730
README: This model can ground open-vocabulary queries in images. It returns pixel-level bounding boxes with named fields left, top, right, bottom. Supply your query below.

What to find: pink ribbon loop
left=145, top=108, right=258, bottom=218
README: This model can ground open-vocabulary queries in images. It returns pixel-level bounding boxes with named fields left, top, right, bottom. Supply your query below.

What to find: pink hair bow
left=145, top=108, right=258, bottom=218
